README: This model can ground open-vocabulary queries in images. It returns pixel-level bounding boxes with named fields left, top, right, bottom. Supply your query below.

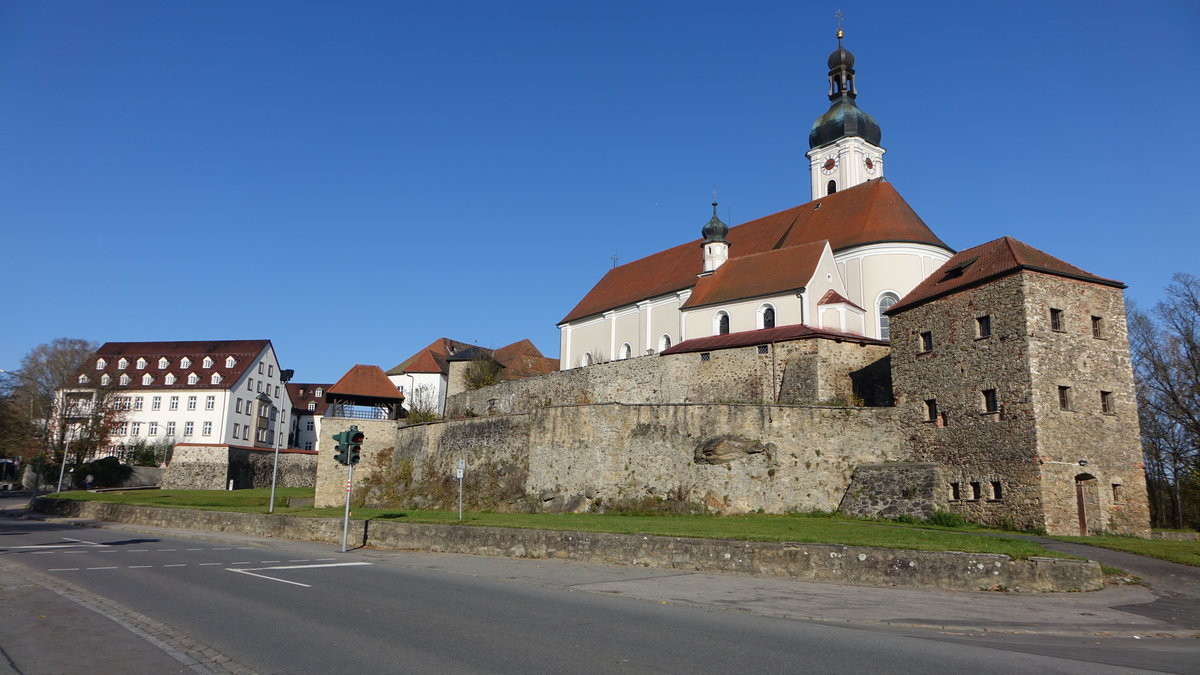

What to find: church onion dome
left=700, top=201, right=729, bottom=244
left=808, top=29, right=882, bottom=149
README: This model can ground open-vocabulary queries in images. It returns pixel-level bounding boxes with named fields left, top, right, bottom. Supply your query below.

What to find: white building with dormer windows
left=58, top=339, right=293, bottom=457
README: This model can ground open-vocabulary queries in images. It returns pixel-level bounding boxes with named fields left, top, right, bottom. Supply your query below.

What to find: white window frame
left=226, top=356, right=236, bottom=368
left=203, top=356, right=213, bottom=368
left=181, top=357, right=191, bottom=369
left=169, top=396, right=179, bottom=411
left=100, top=374, right=111, bottom=386
left=202, top=421, right=212, bottom=436
left=187, top=373, right=198, bottom=385
left=137, top=358, right=147, bottom=369
left=206, top=395, right=215, bottom=410
left=620, top=342, right=632, bottom=360
left=658, top=333, right=672, bottom=352
left=875, top=291, right=900, bottom=340
left=187, top=396, right=197, bottom=411
left=158, top=357, right=168, bottom=369
left=756, top=303, right=777, bottom=330
left=183, top=422, right=194, bottom=436
left=152, top=396, right=161, bottom=410
left=118, top=358, right=128, bottom=370
left=712, top=310, right=730, bottom=336
left=119, top=374, right=130, bottom=386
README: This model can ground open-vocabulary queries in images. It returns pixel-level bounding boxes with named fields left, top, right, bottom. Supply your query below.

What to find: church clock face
left=820, top=156, right=838, bottom=174
left=864, top=156, right=877, bottom=174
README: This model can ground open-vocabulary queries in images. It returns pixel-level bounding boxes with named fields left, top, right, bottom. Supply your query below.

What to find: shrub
left=927, top=510, right=967, bottom=528
left=463, top=353, right=502, bottom=391
left=72, top=456, right=133, bottom=489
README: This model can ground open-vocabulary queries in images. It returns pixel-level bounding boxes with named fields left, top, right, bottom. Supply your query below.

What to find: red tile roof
left=286, top=382, right=333, bottom=415
left=817, top=289, right=864, bottom=311
left=492, top=339, right=559, bottom=379
left=561, top=179, right=950, bottom=323
left=888, top=236, right=1125, bottom=314
left=682, top=241, right=827, bottom=309
left=661, top=324, right=886, bottom=355
left=70, top=340, right=271, bottom=392
left=327, top=364, right=406, bottom=401
left=386, top=338, right=474, bottom=376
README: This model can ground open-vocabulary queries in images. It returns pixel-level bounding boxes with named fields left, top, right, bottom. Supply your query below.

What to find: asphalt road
left=1, top=514, right=1197, bottom=674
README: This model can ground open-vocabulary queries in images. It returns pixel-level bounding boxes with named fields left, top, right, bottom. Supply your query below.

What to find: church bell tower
left=806, top=28, right=885, bottom=200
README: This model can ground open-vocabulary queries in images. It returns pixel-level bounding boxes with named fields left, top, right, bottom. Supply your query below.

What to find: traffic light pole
left=341, top=461, right=354, bottom=553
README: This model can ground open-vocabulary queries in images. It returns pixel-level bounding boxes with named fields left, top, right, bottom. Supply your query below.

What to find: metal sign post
left=341, top=463, right=354, bottom=553
left=456, top=459, right=465, bottom=521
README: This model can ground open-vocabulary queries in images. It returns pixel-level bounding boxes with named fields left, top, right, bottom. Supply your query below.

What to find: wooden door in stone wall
left=1074, top=474, right=1101, bottom=536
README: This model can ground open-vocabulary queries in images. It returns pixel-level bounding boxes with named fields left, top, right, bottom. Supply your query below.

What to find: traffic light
left=346, top=427, right=365, bottom=465
left=331, top=430, right=350, bottom=465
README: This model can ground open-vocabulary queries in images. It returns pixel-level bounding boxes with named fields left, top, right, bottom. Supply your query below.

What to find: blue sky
left=2, top=1, right=1197, bottom=383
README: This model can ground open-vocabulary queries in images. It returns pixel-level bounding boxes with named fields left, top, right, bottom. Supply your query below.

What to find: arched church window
left=758, top=305, right=776, bottom=330
left=713, top=311, right=730, bottom=336
left=658, top=334, right=672, bottom=352
left=581, top=352, right=593, bottom=367
left=827, top=180, right=837, bottom=195
left=620, top=343, right=632, bottom=360
left=878, top=292, right=899, bottom=340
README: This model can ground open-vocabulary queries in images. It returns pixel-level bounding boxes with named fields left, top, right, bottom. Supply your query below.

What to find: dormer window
left=181, top=357, right=191, bottom=369
left=307, top=402, right=316, bottom=411
left=165, top=373, right=176, bottom=385
left=96, top=359, right=106, bottom=370
left=315, top=388, right=323, bottom=398
left=117, top=358, right=128, bottom=370
left=142, top=374, right=152, bottom=385
left=158, top=357, right=169, bottom=369
left=119, top=374, right=131, bottom=386
left=100, top=374, right=111, bottom=386
left=226, top=356, right=236, bottom=368
left=187, top=373, right=199, bottom=385
left=137, top=358, right=147, bottom=369
left=78, top=374, right=89, bottom=384
left=211, top=373, right=222, bottom=385
left=203, top=356, right=213, bottom=368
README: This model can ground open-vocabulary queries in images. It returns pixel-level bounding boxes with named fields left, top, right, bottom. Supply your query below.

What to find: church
left=558, top=28, right=954, bottom=368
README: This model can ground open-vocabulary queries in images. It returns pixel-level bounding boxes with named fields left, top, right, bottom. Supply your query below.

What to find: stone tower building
left=888, top=237, right=1150, bottom=536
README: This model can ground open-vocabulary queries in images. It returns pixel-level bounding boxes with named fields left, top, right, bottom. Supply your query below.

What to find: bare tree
left=1131, top=274, right=1200, bottom=529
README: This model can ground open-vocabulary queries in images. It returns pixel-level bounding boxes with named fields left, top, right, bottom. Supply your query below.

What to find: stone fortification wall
left=314, top=418, right=400, bottom=508
left=360, top=402, right=907, bottom=514
left=445, top=338, right=889, bottom=417
left=890, top=271, right=1150, bottom=536
left=162, top=444, right=317, bottom=491
left=838, top=463, right=945, bottom=520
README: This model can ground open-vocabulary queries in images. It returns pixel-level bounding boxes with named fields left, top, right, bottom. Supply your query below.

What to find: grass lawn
left=47, top=488, right=1068, bottom=560
left=1051, top=535, right=1200, bottom=568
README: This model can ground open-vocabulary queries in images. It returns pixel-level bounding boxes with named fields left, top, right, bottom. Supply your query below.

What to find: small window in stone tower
left=969, top=482, right=982, bottom=501
left=1058, top=385, right=1073, bottom=411
left=1100, top=390, right=1114, bottom=414
left=826, top=180, right=837, bottom=195
left=924, top=398, right=938, bottom=422
left=1050, top=307, right=1065, bottom=332
left=919, top=331, right=934, bottom=352
left=1091, top=315, right=1105, bottom=339
left=976, top=315, right=992, bottom=338
left=1112, top=483, right=1123, bottom=503
left=990, top=481, right=1003, bottom=500
left=981, top=388, right=998, bottom=414
left=949, top=482, right=961, bottom=501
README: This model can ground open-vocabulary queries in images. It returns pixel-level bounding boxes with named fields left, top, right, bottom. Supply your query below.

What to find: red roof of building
left=561, top=179, right=950, bottom=323
left=888, top=236, right=1125, bottom=314
left=287, top=382, right=333, bottom=415
left=327, top=364, right=405, bottom=401
left=661, top=324, right=886, bottom=355
left=682, top=241, right=827, bottom=309
left=70, top=340, right=271, bottom=392
left=386, top=338, right=474, bottom=376
left=492, top=339, right=560, bottom=379
left=817, top=289, right=865, bottom=311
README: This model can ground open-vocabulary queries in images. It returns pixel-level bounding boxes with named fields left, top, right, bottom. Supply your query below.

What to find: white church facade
left=558, top=30, right=953, bottom=368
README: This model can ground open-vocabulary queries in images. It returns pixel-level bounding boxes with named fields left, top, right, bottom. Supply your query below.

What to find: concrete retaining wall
left=31, top=499, right=1103, bottom=593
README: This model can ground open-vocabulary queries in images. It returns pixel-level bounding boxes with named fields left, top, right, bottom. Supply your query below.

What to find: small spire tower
left=805, top=25, right=885, bottom=200
left=700, top=197, right=730, bottom=272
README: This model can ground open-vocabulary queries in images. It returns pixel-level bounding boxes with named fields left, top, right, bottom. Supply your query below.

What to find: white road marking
left=225, top=561, right=371, bottom=588
left=186, top=548, right=203, bottom=551
left=288, top=559, right=309, bottom=563
left=163, top=564, right=186, bottom=567
left=261, top=560, right=281, bottom=563
left=8, top=544, right=92, bottom=550
left=86, top=567, right=118, bottom=570
left=48, top=568, right=79, bottom=571
left=315, top=558, right=336, bottom=561
left=230, top=561, right=251, bottom=565
left=63, top=537, right=108, bottom=547
left=130, top=549, right=149, bottom=552
left=212, top=548, right=231, bottom=551
left=62, top=551, right=89, bottom=554
left=129, top=565, right=153, bottom=569
left=199, top=562, right=222, bottom=566
left=32, top=551, right=56, bottom=554
left=227, top=569, right=311, bottom=587
left=98, top=550, right=118, bottom=553
left=158, top=549, right=177, bottom=552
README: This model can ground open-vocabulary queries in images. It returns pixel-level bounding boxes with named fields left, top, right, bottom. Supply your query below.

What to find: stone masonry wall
left=445, top=338, right=890, bottom=417
left=314, top=418, right=400, bottom=508
left=890, top=273, right=1046, bottom=531
left=1021, top=273, right=1149, bottom=536
left=356, top=402, right=907, bottom=515
left=891, top=271, right=1150, bottom=535
left=162, top=444, right=317, bottom=491
left=839, top=463, right=946, bottom=520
